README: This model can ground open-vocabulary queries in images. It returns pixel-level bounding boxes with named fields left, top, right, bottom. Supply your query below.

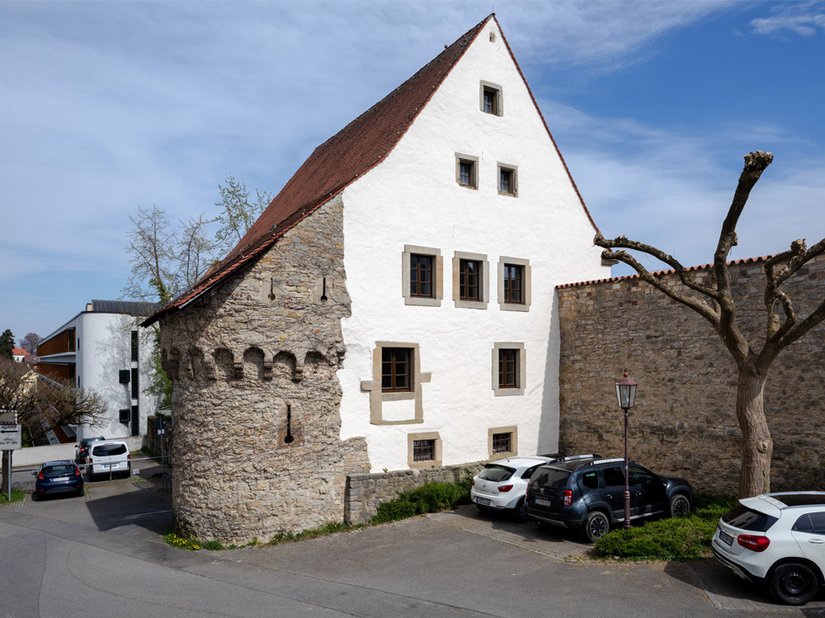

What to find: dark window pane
left=459, top=259, right=481, bottom=301
left=479, top=464, right=514, bottom=481
left=504, top=264, right=524, bottom=304
left=492, top=432, right=512, bottom=453
left=458, top=160, right=475, bottom=187
left=500, top=169, right=511, bottom=193
left=413, top=439, right=435, bottom=462
left=382, top=347, right=412, bottom=392
left=410, top=254, right=434, bottom=298
left=498, top=349, right=518, bottom=388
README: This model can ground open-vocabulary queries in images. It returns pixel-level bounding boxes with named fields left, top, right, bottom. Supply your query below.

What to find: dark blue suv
left=525, top=456, right=692, bottom=542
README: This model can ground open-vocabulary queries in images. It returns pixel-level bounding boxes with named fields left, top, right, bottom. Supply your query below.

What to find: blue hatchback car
left=33, top=460, right=85, bottom=500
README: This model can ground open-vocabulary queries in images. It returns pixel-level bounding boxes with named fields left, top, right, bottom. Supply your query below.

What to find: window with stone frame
left=407, top=431, right=441, bottom=468
left=381, top=347, right=412, bottom=393
left=491, top=431, right=512, bottom=454
left=492, top=342, right=525, bottom=397
left=410, top=254, right=434, bottom=299
left=498, top=164, right=517, bottom=197
left=456, top=154, right=478, bottom=189
left=402, top=245, right=442, bottom=307
left=480, top=81, right=503, bottom=116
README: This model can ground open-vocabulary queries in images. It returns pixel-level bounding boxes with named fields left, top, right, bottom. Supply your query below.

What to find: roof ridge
left=146, top=15, right=493, bottom=325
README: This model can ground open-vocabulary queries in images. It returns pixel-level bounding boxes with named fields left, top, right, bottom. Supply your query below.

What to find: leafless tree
left=0, top=358, right=106, bottom=488
left=19, top=332, right=42, bottom=356
left=212, top=175, right=271, bottom=255
left=595, top=151, right=825, bottom=497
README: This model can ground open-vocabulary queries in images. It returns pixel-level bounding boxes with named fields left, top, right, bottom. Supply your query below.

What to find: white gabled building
left=37, top=299, right=159, bottom=443
left=148, top=15, right=608, bottom=543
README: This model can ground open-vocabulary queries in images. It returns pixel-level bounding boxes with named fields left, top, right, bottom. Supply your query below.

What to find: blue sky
left=2, top=0, right=824, bottom=341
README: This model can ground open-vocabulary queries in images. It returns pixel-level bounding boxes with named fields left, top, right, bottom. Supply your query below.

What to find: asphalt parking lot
left=2, top=463, right=824, bottom=617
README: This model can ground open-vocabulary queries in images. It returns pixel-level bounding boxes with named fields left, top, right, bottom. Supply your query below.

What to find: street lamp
left=615, top=370, right=637, bottom=530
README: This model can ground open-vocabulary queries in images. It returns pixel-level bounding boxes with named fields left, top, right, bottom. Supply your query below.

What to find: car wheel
left=582, top=511, right=610, bottom=543
left=670, top=494, right=691, bottom=518
left=769, top=562, right=819, bottom=605
left=31, top=493, right=38, bottom=502
left=77, top=488, right=85, bottom=497
left=515, top=498, right=529, bottom=522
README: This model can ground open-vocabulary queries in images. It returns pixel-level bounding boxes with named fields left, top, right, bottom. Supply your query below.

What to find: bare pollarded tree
left=595, top=152, right=825, bottom=498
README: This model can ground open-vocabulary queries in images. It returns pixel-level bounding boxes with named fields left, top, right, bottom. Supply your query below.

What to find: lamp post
left=615, top=370, right=637, bottom=530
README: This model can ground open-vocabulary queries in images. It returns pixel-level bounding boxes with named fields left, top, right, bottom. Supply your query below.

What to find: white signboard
left=0, top=425, right=21, bottom=450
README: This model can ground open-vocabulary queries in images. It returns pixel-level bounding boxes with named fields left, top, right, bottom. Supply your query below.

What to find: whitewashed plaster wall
left=339, top=21, right=609, bottom=472
left=72, top=313, right=157, bottom=440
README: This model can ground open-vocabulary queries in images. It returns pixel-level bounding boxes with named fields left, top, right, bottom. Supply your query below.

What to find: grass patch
left=0, top=489, right=26, bottom=504
left=593, top=494, right=736, bottom=561
left=370, top=479, right=471, bottom=525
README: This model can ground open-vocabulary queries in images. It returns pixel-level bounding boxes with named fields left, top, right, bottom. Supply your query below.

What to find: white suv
left=86, top=441, right=131, bottom=480
left=712, top=491, right=825, bottom=605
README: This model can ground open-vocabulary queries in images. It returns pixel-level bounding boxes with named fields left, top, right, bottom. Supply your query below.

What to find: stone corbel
left=233, top=360, right=243, bottom=380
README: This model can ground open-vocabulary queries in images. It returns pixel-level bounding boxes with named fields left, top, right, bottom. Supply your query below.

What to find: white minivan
left=86, top=441, right=131, bottom=480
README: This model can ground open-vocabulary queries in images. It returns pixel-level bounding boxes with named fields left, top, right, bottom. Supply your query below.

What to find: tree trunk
left=735, top=365, right=773, bottom=497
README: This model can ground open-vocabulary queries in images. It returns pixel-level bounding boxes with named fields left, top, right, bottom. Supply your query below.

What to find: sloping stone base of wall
left=345, top=462, right=484, bottom=525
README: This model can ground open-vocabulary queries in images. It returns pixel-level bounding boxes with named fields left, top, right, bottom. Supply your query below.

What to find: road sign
left=0, top=409, right=17, bottom=424
left=0, top=424, right=21, bottom=450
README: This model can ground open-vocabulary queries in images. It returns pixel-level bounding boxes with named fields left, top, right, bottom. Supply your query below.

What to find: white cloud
left=750, top=1, right=825, bottom=37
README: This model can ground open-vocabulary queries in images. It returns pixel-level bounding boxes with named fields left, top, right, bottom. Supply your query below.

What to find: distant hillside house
left=12, top=347, right=27, bottom=363
left=146, top=15, right=609, bottom=544
left=37, top=299, right=160, bottom=442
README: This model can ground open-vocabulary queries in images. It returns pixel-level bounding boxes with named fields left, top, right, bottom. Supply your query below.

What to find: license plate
left=473, top=496, right=491, bottom=506
left=53, top=477, right=70, bottom=482
left=534, top=497, right=553, bottom=507
left=718, top=530, right=734, bottom=546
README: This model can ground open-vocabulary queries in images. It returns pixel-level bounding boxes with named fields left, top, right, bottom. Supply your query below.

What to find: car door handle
left=809, top=539, right=825, bottom=544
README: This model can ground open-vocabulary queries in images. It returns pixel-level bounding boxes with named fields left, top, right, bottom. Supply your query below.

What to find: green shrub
left=0, top=489, right=25, bottom=504
left=593, top=494, right=736, bottom=561
left=370, top=480, right=470, bottom=525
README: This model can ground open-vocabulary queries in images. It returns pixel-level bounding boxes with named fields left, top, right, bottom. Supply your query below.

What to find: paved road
left=1, top=469, right=824, bottom=617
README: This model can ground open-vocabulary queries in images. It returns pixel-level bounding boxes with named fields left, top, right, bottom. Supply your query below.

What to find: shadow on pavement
left=84, top=474, right=173, bottom=534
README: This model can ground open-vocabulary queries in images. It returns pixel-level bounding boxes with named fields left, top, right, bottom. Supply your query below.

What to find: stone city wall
left=557, top=256, right=825, bottom=494
left=345, top=462, right=484, bottom=524
left=159, top=196, right=370, bottom=545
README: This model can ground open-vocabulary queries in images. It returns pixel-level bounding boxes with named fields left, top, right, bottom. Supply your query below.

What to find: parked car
left=75, top=436, right=105, bottom=464
left=525, top=456, right=692, bottom=542
left=712, top=491, right=825, bottom=605
left=86, top=440, right=131, bottom=480
left=471, top=456, right=553, bottom=519
left=471, top=454, right=600, bottom=520
left=33, top=460, right=84, bottom=500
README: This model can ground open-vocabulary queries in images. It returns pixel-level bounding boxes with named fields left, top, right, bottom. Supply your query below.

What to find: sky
left=2, top=0, right=825, bottom=341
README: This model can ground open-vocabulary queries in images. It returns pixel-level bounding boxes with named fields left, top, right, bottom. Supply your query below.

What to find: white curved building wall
left=338, top=21, right=609, bottom=472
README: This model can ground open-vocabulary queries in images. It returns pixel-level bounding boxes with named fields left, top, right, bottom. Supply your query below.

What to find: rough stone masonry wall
left=159, top=196, right=369, bottom=545
left=557, top=256, right=825, bottom=495
left=345, top=462, right=484, bottom=525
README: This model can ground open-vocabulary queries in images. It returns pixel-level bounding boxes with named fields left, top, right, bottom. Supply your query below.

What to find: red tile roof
left=146, top=14, right=598, bottom=325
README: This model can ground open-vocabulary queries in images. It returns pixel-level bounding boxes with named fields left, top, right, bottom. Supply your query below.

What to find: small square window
left=456, top=155, right=478, bottom=189
left=491, top=432, right=512, bottom=454
left=503, top=264, right=524, bottom=304
left=413, top=439, right=436, bottom=462
left=382, top=347, right=412, bottom=392
left=459, top=259, right=481, bottom=301
left=498, top=165, right=517, bottom=197
left=480, top=81, right=503, bottom=116
left=410, top=254, right=434, bottom=298
left=498, top=348, right=519, bottom=389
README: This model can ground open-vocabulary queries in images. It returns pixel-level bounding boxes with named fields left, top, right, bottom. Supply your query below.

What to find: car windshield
left=92, top=444, right=127, bottom=456
left=722, top=504, right=778, bottom=531
left=478, top=464, right=515, bottom=482
left=44, top=465, right=75, bottom=475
